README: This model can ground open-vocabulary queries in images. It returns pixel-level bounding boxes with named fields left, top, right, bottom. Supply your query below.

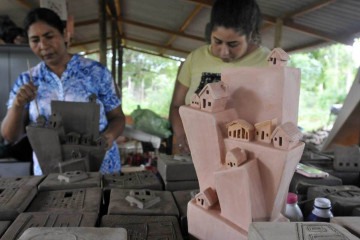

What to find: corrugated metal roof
left=1, top=0, right=360, bottom=59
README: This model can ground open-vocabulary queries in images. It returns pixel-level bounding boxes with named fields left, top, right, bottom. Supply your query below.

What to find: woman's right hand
left=13, top=82, right=37, bottom=108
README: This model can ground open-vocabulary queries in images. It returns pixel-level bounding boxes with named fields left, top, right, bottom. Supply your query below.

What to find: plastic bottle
left=284, top=192, right=303, bottom=222
left=306, top=197, right=333, bottom=222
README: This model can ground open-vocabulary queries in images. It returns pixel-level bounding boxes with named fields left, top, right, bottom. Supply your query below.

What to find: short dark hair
left=208, top=0, right=262, bottom=44
left=23, top=8, right=65, bottom=36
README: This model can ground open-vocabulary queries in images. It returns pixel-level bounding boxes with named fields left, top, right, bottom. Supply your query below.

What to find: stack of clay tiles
left=0, top=94, right=184, bottom=238
left=101, top=169, right=183, bottom=239
left=0, top=170, right=185, bottom=239
left=157, top=153, right=199, bottom=191
left=157, top=153, right=200, bottom=236
left=1, top=172, right=103, bottom=239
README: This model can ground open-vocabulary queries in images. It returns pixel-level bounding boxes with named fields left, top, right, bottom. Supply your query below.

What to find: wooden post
left=117, top=39, right=123, bottom=98
left=111, top=18, right=117, bottom=80
left=99, top=0, right=107, bottom=65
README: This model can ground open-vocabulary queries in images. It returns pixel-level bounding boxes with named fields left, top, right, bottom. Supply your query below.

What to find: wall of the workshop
left=0, top=45, right=39, bottom=121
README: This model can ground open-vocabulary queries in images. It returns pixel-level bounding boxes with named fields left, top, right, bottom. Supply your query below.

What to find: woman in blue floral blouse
left=1, top=8, right=125, bottom=175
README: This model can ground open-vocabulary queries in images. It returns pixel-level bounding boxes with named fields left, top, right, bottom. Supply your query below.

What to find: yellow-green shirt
left=178, top=45, right=270, bottom=104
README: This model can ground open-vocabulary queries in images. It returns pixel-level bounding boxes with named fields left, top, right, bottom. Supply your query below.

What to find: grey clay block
left=101, top=215, right=182, bottom=240
left=2, top=212, right=98, bottom=240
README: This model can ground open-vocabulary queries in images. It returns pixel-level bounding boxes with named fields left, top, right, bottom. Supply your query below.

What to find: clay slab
left=0, top=159, right=31, bottom=177
left=289, top=172, right=342, bottom=196
left=0, top=176, right=44, bottom=220
left=157, top=153, right=197, bottom=181
left=107, top=189, right=179, bottom=217
left=26, top=126, right=63, bottom=174
left=248, top=222, right=359, bottom=240
left=2, top=212, right=98, bottom=240
left=173, top=189, right=199, bottom=236
left=38, top=172, right=101, bottom=191
left=331, top=217, right=360, bottom=238
left=0, top=221, right=11, bottom=238
left=51, top=101, right=100, bottom=139
left=61, top=144, right=106, bottom=171
left=18, top=227, right=127, bottom=240
left=103, top=171, right=163, bottom=191
left=26, top=188, right=102, bottom=213
left=101, top=215, right=182, bottom=240
left=164, top=180, right=199, bottom=191
left=0, top=176, right=44, bottom=189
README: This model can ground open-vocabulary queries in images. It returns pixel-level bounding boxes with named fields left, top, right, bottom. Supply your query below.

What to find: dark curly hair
left=206, top=0, right=262, bottom=44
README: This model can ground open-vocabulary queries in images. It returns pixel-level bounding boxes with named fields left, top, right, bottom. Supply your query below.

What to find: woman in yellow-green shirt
left=170, top=0, right=270, bottom=154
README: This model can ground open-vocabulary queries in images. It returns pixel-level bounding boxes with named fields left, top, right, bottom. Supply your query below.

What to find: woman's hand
left=99, top=132, right=114, bottom=151
left=13, top=82, right=37, bottom=108
left=176, top=135, right=190, bottom=155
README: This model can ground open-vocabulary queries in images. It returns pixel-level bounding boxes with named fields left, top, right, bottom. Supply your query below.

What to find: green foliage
left=86, top=43, right=358, bottom=132
left=289, top=44, right=357, bottom=131
left=85, top=49, right=180, bottom=118
left=121, top=49, right=180, bottom=118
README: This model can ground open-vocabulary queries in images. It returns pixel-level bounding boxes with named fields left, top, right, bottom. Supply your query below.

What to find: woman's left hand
left=98, top=133, right=114, bottom=151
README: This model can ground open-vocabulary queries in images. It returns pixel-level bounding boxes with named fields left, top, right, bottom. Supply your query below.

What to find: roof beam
left=286, top=40, right=330, bottom=53
left=160, top=4, right=204, bottom=54
left=125, top=36, right=189, bottom=54
left=284, top=20, right=350, bottom=45
left=16, top=0, right=34, bottom=9
left=262, top=17, right=350, bottom=46
left=70, top=36, right=189, bottom=55
left=261, top=0, right=348, bottom=46
left=184, top=0, right=213, bottom=7
left=119, top=17, right=205, bottom=42
left=114, top=0, right=124, bottom=37
left=283, top=0, right=337, bottom=19
left=74, top=17, right=205, bottom=42
left=83, top=45, right=181, bottom=61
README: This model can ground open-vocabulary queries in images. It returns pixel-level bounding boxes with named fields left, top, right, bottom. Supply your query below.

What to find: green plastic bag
left=131, top=107, right=172, bottom=139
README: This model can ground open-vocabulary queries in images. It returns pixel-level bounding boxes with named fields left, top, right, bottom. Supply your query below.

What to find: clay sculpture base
left=179, top=54, right=304, bottom=240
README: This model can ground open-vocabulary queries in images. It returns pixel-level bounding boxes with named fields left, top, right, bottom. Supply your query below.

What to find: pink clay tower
left=179, top=48, right=305, bottom=239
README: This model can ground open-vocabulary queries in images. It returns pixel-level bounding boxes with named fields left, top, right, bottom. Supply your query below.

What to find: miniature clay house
left=48, top=112, right=63, bottom=129
left=198, top=81, right=228, bottom=112
left=254, top=119, right=276, bottom=144
left=271, top=122, right=302, bottom=150
left=267, top=47, right=289, bottom=66
left=195, top=187, right=218, bottom=210
left=66, top=132, right=81, bottom=144
left=81, top=134, right=92, bottom=145
left=125, top=189, right=160, bottom=209
left=226, top=119, right=254, bottom=142
left=190, top=94, right=200, bottom=108
left=225, top=147, right=247, bottom=168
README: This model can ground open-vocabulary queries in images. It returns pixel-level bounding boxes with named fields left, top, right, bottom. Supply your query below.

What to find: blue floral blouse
left=7, top=54, right=122, bottom=175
